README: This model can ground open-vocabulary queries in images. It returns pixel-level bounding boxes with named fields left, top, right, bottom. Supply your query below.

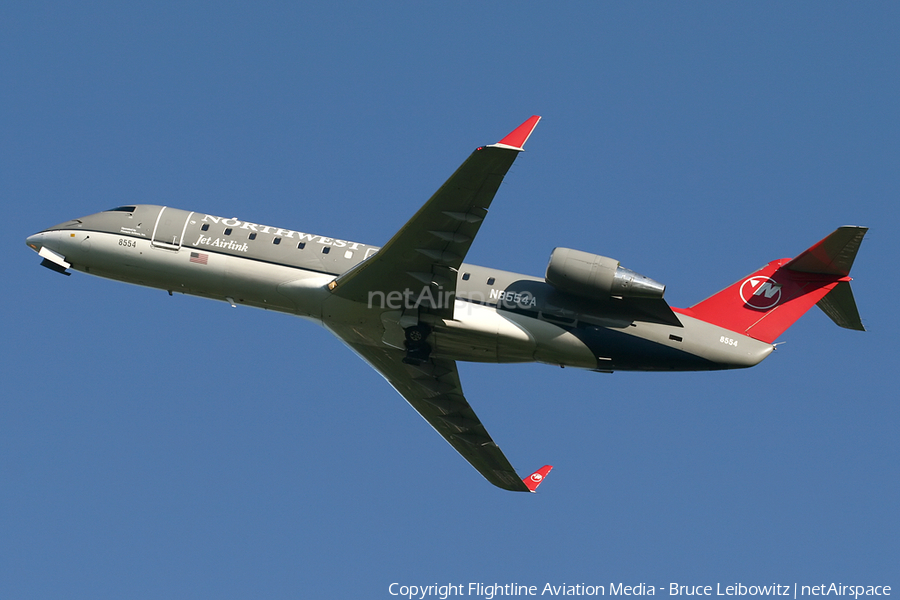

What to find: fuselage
left=26, top=204, right=773, bottom=372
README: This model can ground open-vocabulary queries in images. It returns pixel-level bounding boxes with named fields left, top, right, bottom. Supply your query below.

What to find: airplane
left=25, top=116, right=867, bottom=492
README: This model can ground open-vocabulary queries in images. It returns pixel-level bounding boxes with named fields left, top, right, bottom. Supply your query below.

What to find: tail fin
left=682, top=227, right=867, bottom=344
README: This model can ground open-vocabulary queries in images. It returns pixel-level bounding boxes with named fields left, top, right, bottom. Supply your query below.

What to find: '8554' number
left=118, top=238, right=137, bottom=248
left=720, top=336, right=738, bottom=347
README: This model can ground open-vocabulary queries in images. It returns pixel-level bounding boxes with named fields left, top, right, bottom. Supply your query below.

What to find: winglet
left=489, top=115, right=542, bottom=151
left=523, top=465, right=553, bottom=492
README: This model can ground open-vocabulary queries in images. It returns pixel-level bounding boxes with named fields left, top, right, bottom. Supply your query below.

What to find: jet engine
left=545, top=248, right=666, bottom=301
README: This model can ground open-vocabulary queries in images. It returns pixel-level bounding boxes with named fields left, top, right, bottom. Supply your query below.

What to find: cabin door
left=151, top=207, right=194, bottom=250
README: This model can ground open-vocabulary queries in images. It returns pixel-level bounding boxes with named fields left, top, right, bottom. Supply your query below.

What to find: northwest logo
left=740, top=276, right=783, bottom=310
left=530, top=473, right=543, bottom=482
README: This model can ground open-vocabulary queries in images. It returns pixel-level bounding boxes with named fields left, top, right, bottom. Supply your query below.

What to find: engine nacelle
left=545, top=248, right=666, bottom=301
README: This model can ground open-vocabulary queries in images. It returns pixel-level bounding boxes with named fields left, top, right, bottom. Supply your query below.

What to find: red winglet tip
left=523, top=465, right=553, bottom=492
left=497, top=115, right=541, bottom=149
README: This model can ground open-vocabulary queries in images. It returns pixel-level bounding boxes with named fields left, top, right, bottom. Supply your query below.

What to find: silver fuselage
left=26, top=205, right=773, bottom=372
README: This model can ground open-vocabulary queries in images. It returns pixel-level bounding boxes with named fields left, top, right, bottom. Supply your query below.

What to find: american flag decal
left=190, top=252, right=208, bottom=265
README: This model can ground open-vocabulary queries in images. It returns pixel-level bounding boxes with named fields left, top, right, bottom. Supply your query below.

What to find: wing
left=328, top=323, right=534, bottom=491
left=323, top=117, right=548, bottom=491
left=327, top=116, right=541, bottom=320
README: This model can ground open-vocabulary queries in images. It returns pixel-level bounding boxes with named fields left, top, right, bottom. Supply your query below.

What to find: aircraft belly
left=275, top=273, right=334, bottom=319
left=569, top=317, right=773, bottom=372
left=426, top=301, right=592, bottom=368
left=433, top=301, right=535, bottom=363
left=669, top=316, right=774, bottom=368
left=221, top=256, right=309, bottom=313
left=503, top=310, right=598, bottom=369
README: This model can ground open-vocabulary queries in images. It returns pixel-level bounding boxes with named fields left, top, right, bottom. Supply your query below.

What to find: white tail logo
left=740, top=277, right=783, bottom=310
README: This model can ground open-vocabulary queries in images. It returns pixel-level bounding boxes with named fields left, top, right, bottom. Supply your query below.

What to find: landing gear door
left=151, top=207, right=194, bottom=250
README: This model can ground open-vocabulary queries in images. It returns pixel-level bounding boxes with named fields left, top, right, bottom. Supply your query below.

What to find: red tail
left=680, top=227, right=867, bottom=344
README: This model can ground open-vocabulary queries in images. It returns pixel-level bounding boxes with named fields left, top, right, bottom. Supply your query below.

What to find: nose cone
left=26, top=232, right=45, bottom=253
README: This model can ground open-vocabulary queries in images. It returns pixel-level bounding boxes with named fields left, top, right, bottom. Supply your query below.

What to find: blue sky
left=2, top=3, right=897, bottom=598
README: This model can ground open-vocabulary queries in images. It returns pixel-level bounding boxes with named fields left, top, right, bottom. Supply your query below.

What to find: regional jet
left=26, top=116, right=867, bottom=491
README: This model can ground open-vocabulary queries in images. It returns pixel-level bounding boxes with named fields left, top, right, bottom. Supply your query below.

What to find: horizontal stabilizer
left=785, top=226, right=867, bottom=275
left=816, top=280, right=865, bottom=331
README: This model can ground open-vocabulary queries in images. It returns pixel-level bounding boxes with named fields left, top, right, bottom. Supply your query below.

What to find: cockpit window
left=105, top=206, right=136, bottom=213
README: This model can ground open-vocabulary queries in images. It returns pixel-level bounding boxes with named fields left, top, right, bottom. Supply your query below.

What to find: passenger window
left=487, top=277, right=495, bottom=285
left=224, top=228, right=233, bottom=236
left=201, top=224, right=209, bottom=231
left=462, top=273, right=470, bottom=281
left=273, top=237, right=281, bottom=245
left=322, top=247, right=330, bottom=254
left=297, top=242, right=306, bottom=249
left=249, top=233, right=257, bottom=240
